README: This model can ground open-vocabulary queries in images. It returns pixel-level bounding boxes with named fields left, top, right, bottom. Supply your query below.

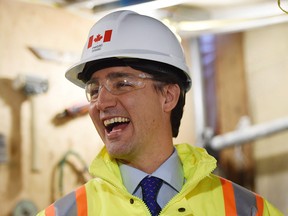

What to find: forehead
left=90, top=66, right=142, bottom=79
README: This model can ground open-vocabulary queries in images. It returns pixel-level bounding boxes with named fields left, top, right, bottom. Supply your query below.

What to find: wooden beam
left=214, top=33, right=255, bottom=190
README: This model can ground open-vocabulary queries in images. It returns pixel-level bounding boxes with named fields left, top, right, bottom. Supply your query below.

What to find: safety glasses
left=85, top=72, right=153, bottom=102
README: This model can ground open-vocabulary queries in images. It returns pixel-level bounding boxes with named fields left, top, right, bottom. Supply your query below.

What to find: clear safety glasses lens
left=85, top=73, right=152, bottom=102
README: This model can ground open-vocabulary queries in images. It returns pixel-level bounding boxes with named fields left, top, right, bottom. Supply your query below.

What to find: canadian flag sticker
left=87, top=29, right=113, bottom=49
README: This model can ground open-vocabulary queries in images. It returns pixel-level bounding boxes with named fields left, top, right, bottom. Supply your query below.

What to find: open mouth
left=104, top=117, right=130, bottom=133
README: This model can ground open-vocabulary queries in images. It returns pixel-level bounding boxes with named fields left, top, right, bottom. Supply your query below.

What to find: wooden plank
left=214, top=33, right=255, bottom=190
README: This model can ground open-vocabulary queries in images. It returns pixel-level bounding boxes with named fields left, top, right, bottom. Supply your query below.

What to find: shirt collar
left=118, top=148, right=184, bottom=194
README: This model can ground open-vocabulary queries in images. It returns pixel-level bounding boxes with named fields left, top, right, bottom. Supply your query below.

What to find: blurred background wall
left=0, top=0, right=287, bottom=215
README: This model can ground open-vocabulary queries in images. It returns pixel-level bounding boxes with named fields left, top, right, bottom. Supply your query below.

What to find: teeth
left=104, top=117, right=130, bottom=127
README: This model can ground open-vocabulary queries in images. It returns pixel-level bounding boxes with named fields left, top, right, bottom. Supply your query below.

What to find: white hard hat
left=65, top=10, right=191, bottom=91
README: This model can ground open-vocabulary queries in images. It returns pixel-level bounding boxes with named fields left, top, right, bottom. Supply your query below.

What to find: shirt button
left=178, top=207, right=186, bottom=212
left=130, top=198, right=134, bottom=204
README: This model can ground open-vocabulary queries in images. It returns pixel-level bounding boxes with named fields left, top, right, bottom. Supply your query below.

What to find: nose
left=95, top=85, right=117, bottom=111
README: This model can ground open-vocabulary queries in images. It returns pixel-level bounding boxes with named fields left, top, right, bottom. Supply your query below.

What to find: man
left=38, top=10, right=283, bottom=216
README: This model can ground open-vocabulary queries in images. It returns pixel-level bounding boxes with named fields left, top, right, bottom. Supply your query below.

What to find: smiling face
left=87, top=66, right=179, bottom=169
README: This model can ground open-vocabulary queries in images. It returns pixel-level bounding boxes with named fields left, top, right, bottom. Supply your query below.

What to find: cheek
left=129, top=93, right=164, bottom=124
left=88, top=104, right=101, bottom=128
left=89, top=107, right=106, bottom=141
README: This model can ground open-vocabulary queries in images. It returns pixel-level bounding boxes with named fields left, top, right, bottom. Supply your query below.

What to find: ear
left=163, top=84, right=180, bottom=112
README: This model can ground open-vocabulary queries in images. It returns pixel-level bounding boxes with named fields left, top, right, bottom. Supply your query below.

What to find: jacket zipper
left=97, top=172, right=152, bottom=215
left=116, top=185, right=152, bottom=215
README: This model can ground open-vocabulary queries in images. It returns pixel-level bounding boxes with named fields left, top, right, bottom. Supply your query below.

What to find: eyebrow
left=106, top=72, right=135, bottom=79
left=88, top=72, right=138, bottom=83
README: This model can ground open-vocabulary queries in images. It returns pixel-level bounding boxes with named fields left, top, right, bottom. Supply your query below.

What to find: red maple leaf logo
left=94, top=34, right=103, bottom=42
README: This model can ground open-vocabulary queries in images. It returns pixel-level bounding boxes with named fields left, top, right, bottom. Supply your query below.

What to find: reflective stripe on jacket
left=38, top=144, right=283, bottom=216
left=44, top=185, right=87, bottom=216
left=220, top=177, right=264, bottom=215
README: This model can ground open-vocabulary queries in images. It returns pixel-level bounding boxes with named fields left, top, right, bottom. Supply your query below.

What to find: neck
left=118, top=144, right=174, bottom=174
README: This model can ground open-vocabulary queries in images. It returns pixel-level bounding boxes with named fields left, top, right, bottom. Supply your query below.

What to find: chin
left=106, top=146, right=131, bottom=160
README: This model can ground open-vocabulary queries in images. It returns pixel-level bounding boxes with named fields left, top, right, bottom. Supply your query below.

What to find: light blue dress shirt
left=118, top=149, right=184, bottom=208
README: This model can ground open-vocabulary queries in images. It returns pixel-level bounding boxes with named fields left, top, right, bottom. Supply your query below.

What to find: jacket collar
left=89, top=144, right=217, bottom=192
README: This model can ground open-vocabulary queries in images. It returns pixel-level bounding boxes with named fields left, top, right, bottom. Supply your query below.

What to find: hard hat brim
left=65, top=52, right=191, bottom=91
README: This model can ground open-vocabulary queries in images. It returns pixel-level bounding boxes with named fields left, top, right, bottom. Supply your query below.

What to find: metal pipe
left=210, top=117, right=288, bottom=150
left=189, top=37, right=206, bottom=147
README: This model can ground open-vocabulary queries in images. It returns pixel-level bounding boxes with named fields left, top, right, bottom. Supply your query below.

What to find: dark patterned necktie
left=140, top=176, right=163, bottom=216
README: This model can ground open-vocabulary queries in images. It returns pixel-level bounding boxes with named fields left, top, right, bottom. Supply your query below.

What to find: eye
left=87, top=82, right=100, bottom=99
left=90, top=87, right=100, bottom=97
left=114, top=79, right=135, bottom=90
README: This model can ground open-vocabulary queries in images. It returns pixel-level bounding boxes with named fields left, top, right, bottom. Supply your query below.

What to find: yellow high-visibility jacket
left=38, top=144, right=283, bottom=216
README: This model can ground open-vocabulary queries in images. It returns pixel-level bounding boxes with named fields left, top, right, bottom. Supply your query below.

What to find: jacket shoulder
left=37, top=184, right=87, bottom=216
left=217, top=176, right=283, bottom=215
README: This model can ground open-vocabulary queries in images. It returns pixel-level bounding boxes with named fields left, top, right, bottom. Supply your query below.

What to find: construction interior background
left=0, top=0, right=288, bottom=215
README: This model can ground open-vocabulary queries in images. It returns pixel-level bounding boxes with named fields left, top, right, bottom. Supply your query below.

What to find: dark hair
left=77, top=57, right=188, bottom=138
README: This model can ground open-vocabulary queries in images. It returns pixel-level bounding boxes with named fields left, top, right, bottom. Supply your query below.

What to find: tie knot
left=140, top=176, right=163, bottom=194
